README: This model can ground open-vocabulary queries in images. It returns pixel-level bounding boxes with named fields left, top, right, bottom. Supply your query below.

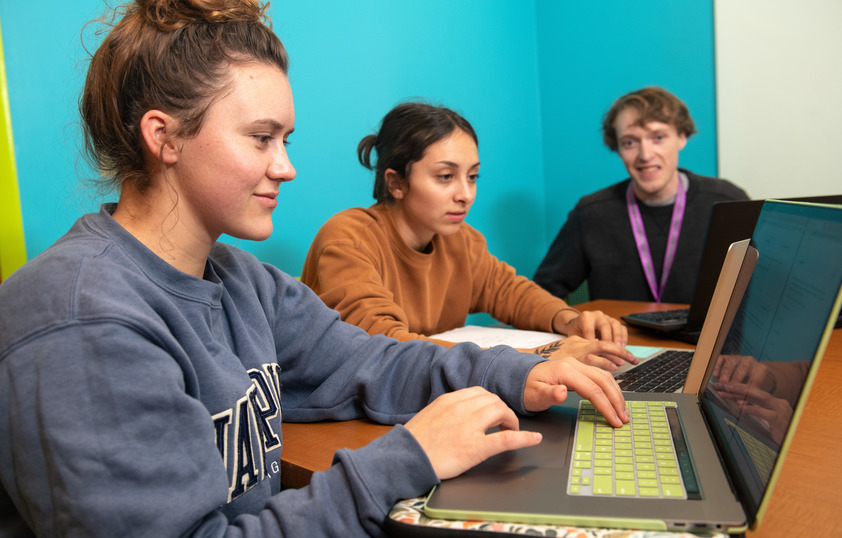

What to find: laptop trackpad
left=425, top=405, right=575, bottom=514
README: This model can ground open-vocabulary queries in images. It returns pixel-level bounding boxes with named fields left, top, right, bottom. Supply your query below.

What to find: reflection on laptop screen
left=701, top=201, right=842, bottom=519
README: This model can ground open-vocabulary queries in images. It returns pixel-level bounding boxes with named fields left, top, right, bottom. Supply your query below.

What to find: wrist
left=552, top=307, right=580, bottom=335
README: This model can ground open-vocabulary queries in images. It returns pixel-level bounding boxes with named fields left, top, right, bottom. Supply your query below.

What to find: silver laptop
left=424, top=200, right=842, bottom=533
left=613, top=238, right=757, bottom=394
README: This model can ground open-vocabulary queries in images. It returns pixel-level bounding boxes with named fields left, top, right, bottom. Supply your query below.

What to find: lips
left=255, top=192, right=278, bottom=208
left=636, top=165, right=662, bottom=181
left=446, top=212, right=467, bottom=223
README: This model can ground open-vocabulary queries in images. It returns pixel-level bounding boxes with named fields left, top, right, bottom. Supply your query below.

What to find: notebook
left=424, top=200, right=842, bottom=533
left=622, top=194, right=842, bottom=343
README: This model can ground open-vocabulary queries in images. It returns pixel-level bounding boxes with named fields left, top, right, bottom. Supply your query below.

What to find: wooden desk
left=281, top=300, right=842, bottom=537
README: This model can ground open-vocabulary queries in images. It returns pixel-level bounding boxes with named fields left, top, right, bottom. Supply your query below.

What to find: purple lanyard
left=625, top=179, right=686, bottom=303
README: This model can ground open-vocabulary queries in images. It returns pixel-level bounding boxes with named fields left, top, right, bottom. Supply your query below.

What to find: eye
left=437, top=174, right=454, bottom=182
left=620, top=139, right=636, bottom=149
left=253, top=134, right=274, bottom=145
left=468, top=173, right=480, bottom=183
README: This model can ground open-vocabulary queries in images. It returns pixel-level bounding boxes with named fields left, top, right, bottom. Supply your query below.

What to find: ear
left=139, top=109, right=180, bottom=165
left=385, top=169, right=407, bottom=200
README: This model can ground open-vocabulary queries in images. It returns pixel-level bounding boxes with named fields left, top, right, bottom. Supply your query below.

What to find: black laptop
left=622, top=194, right=842, bottom=342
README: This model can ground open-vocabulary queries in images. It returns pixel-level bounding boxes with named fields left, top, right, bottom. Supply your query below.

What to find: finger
left=575, top=315, right=596, bottom=340
left=719, top=381, right=755, bottom=401
left=580, top=353, right=620, bottom=371
left=593, top=316, right=615, bottom=343
left=585, top=389, right=627, bottom=427
left=718, top=356, right=738, bottom=382
left=593, top=341, right=638, bottom=365
left=569, top=366, right=627, bottom=426
left=613, top=321, right=629, bottom=347
left=731, top=360, right=752, bottom=384
left=484, top=428, right=543, bottom=455
left=527, top=383, right=569, bottom=410
left=483, top=398, right=522, bottom=433
left=591, top=369, right=628, bottom=423
left=739, top=385, right=775, bottom=406
left=596, top=389, right=629, bottom=426
left=572, top=311, right=598, bottom=340
left=580, top=312, right=607, bottom=341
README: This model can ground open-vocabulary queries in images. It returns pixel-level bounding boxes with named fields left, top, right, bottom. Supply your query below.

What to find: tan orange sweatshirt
left=301, top=204, right=576, bottom=347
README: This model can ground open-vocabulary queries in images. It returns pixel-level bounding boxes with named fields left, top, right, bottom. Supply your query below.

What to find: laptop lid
left=681, top=239, right=757, bottom=393
left=697, top=199, right=842, bottom=530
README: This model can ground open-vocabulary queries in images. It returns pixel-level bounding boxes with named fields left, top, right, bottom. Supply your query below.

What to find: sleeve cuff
left=331, top=424, right=439, bottom=518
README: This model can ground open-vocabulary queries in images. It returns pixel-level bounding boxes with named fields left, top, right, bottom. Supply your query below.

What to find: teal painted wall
left=535, top=0, right=718, bottom=239
left=0, top=1, right=715, bottom=279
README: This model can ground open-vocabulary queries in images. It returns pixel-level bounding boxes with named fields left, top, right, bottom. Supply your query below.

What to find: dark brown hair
left=81, top=0, right=289, bottom=193
left=601, top=86, right=697, bottom=152
left=358, top=102, right=478, bottom=204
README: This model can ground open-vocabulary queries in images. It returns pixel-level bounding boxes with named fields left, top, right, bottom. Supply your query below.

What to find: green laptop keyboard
left=568, top=400, right=688, bottom=499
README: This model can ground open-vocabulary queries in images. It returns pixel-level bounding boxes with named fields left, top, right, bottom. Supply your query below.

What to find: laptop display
left=700, top=200, right=842, bottom=523
left=424, top=201, right=842, bottom=533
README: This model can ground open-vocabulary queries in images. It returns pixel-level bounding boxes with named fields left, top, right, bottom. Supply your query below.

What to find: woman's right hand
left=404, top=387, right=543, bottom=480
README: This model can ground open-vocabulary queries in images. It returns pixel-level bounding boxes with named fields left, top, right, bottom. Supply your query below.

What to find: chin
left=231, top=226, right=274, bottom=242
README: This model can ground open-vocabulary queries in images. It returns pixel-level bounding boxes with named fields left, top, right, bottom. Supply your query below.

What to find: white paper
left=430, top=325, right=564, bottom=348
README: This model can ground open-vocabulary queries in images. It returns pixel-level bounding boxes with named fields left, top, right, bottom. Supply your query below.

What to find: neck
left=113, top=184, right=214, bottom=278
left=387, top=204, right=434, bottom=252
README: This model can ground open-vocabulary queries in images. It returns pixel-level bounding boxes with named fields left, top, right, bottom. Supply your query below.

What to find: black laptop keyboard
left=615, top=350, right=694, bottom=393
left=630, top=308, right=690, bottom=324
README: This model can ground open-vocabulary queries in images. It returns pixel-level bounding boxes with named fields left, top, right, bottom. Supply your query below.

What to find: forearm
left=481, top=262, right=578, bottom=335
left=282, top=326, right=542, bottom=423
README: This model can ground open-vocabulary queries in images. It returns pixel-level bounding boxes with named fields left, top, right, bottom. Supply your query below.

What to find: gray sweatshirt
left=0, top=204, right=541, bottom=537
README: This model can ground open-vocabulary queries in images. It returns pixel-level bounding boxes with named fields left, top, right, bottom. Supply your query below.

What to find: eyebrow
left=250, top=118, right=293, bottom=134
left=435, top=160, right=481, bottom=169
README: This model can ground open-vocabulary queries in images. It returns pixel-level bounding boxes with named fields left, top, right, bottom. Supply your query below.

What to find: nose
left=268, top=145, right=296, bottom=183
left=454, top=176, right=476, bottom=205
left=637, top=139, right=653, bottom=161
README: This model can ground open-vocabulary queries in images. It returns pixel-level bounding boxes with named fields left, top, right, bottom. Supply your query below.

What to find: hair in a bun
left=139, top=0, right=268, bottom=30
left=81, top=0, right=287, bottom=193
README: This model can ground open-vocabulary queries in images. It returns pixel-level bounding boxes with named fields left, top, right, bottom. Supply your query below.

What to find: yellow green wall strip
left=0, top=18, right=27, bottom=282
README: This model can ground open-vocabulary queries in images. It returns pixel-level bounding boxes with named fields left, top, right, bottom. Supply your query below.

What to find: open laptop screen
left=700, top=200, right=842, bottom=521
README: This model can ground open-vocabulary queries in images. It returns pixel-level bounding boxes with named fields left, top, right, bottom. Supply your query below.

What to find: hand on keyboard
left=530, top=336, right=638, bottom=372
